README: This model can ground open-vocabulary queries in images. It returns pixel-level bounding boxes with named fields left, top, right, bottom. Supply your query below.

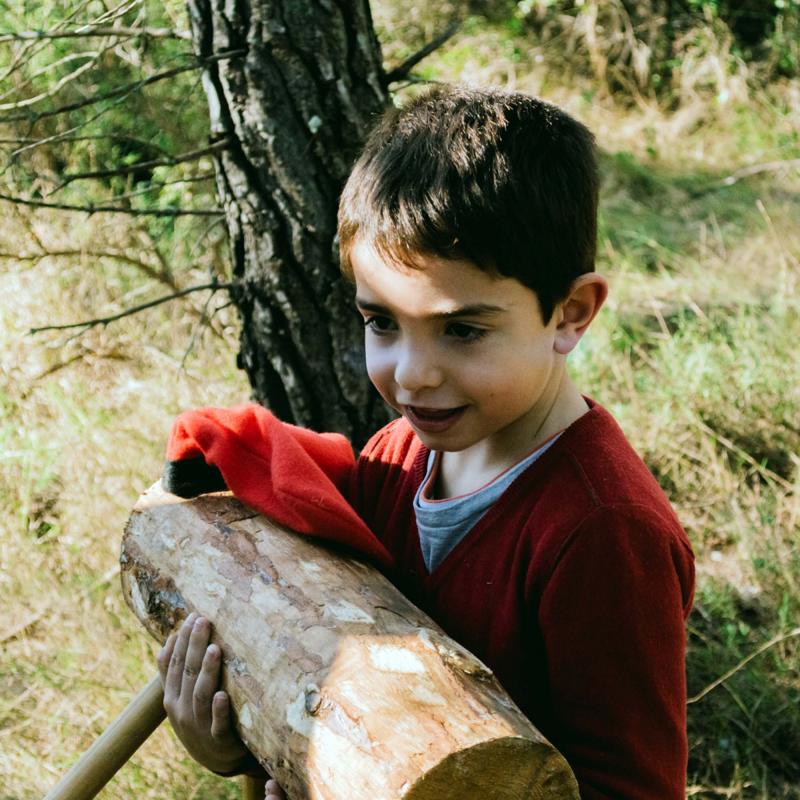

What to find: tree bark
left=187, top=0, right=393, bottom=444
left=121, top=484, right=579, bottom=800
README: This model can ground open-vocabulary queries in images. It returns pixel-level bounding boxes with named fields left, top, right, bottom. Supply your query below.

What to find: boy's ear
left=553, top=273, right=608, bottom=355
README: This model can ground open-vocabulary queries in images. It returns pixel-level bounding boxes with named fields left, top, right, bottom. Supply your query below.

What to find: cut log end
left=404, top=738, right=578, bottom=800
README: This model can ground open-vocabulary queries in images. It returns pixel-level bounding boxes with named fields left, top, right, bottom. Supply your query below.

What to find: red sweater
left=165, top=400, right=695, bottom=797
left=346, top=403, right=695, bottom=799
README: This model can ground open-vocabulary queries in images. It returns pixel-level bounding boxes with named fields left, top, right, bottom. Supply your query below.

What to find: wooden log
left=121, top=483, right=579, bottom=800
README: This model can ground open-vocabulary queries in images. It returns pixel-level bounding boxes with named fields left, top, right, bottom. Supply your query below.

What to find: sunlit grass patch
left=0, top=203, right=250, bottom=798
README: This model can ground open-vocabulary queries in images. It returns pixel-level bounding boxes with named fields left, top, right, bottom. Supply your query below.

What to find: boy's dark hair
left=337, top=85, right=599, bottom=324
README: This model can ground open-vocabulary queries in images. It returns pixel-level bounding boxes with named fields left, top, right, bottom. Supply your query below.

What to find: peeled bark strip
left=121, top=484, right=579, bottom=799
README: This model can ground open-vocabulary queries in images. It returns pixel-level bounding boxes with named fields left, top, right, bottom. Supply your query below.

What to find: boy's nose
left=393, top=345, right=443, bottom=393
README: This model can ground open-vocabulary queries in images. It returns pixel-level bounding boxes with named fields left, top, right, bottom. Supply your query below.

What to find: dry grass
left=0, top=205, right=249, bottom=799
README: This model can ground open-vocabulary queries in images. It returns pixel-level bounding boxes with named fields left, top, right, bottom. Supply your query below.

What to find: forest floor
left=1, top=3, right=799, bottom=798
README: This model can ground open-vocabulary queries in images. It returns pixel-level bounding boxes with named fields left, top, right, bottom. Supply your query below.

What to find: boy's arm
left=536, top=506, right=695, bottom=800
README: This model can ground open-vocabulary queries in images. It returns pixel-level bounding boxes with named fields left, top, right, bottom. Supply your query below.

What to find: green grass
left=570, top=102, right=800, bottom=797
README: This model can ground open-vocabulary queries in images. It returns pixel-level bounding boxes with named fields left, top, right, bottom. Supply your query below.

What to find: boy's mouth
left=403, top=405, right=467, bottom=433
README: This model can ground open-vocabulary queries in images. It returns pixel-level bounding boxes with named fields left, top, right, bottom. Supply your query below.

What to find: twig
left=692, top=416, right=794, bottom=490
left=0, top=2, right=85, bottom=85
left=49, top=140, right=229, bottom=192
left=181, top=283, right=217, bottom=367
left=0, top=51, right=244, bottom=124
left=0, top=26, right=191, bottom=43
left=0, top=49, right=107, bottom=108
left=1, top=248, right=176, bottom=286
left=29, top=281, right=233, bottom=334
left=0, top=134, right=170, bottom=156
left=382, top=20, right=461, bottom=85
left=0, top=0, right=105, bottom=82
left=83, top=173, right=215, bottom=203
left=687, top=626, right=800, bottom=704
left=29, top=352, right=87, bottom=381
left=188, top=215, right=226, bottom=262
left=720, top=158, right=800, bottom=186
left=0, top=193, right=223, bottom=217
left=0, top=63, right=193, bottom=123
left=7, top=94, right=159, bottom=160
left=0, top=609, right=47, bottom=644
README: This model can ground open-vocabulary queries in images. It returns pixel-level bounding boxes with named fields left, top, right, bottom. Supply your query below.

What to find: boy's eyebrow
left=355, top=298, right=507, bottom=318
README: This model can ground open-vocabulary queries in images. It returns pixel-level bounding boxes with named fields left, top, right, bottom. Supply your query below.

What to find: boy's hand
left=157, top=612, right=252, bottom=775
left=265, top=779, right=286, bottom=800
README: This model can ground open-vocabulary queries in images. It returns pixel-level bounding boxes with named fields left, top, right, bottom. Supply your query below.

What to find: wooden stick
left=43, top=674, right=166, bottom=800
left=243, top=775, right=268, bottom=800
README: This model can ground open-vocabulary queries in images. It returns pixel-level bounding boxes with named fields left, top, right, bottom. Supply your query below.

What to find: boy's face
left=350, top=239, right=568, bottom=459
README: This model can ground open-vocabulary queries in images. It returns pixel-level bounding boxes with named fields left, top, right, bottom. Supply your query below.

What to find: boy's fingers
left=156, top=632, right=177, bottom=689
left=265, top=779, right=285, bottom=800
left=210, top=690, right=232, bottom=740
left=165, top=612, right=197, bottom=700
left=181, top=616, right=210, bottom=702
left=192, top=644, right=221, bottom=728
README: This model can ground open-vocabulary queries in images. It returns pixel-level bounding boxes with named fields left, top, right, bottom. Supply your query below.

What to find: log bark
left=187, top=0, right=392, bottom=444
left=121, top=484, right=579, bottom=800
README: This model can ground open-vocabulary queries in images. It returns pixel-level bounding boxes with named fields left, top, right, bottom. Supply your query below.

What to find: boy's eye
left=363, top=315, right=396, bottom=334
left=446, top=322, right=487, bottom=342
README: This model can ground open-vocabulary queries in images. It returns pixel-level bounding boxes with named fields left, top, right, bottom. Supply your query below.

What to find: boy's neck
left=437, top=373, right=589, bottom=499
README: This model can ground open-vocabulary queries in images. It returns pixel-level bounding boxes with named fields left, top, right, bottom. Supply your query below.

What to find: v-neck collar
left=409, top=398, right=603, bottom=590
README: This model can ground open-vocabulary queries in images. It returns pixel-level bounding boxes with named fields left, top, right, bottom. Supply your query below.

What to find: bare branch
left=90, top=173, right=215, bottom=203
left=382, top=21, right=461, bottom=86
left=1, top=248, right=176, bottom=286
left=29, top=280, right=233, bottom=334
left=688, top=627, right=800, bottom=704
left=49, top=139, right=229, bottom=192
left=0, top=134, right=170, bottom=156
left=0, top=51, right=244, bottom=124
left=0, top=0, right=91, bottom=84
left=0, top=51, right=102, bottom=111
left=8, top=108, right=168, bottom=159
left=0, top=193, right=223, bottom=217
left=0, top=49, right=110, bottom=105
left=0, top=27, right=192, bottom=43
left=720, top=158, right=800, bottom=186
left=0, top=62, right=195, bottom=123
left=5, top=247, right=226, bottom=335
left=181, top=282, right=218, bottom=366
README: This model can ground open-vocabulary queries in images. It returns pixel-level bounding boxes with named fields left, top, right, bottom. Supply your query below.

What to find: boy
left=157, top=85, right=695, bottom=799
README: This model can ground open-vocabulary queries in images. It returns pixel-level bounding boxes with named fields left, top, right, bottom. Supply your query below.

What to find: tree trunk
left=121, top=484, right=579, bottom=800
left=187, top=0, right=393, bottom=444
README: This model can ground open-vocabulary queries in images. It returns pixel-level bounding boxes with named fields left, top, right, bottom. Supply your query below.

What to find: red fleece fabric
left=166, top=403, right=393, bottom=569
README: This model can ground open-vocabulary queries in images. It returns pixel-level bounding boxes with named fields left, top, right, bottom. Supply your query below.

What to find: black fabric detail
left=162, top=456, right=228, bottom=498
